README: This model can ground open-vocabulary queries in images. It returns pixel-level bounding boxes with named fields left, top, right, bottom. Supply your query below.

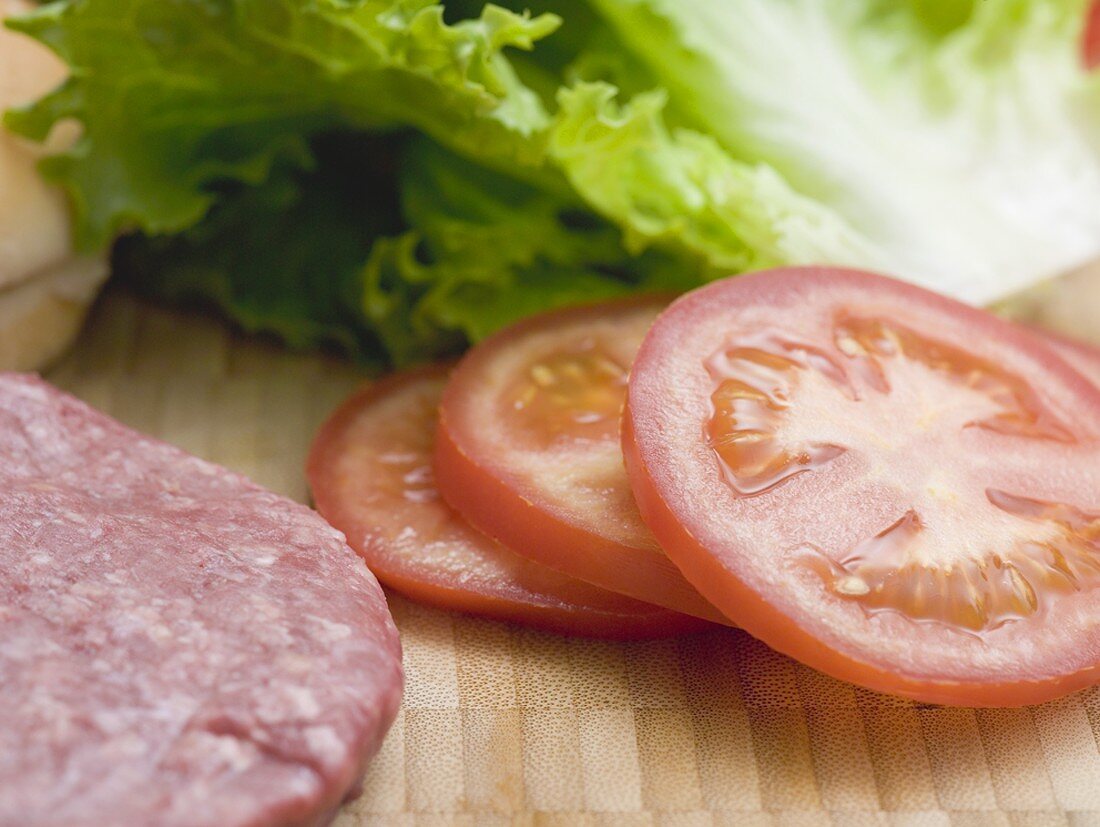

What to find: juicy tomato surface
left=434, top=299, right=726, bottom=623
left=1032, top=326, right=1100, bottom=388
left=308, top=366, right=710, bottom=639
left=1085, top=0, right=1100, bottom=70
left=624, top=267, right=1100, bottom=705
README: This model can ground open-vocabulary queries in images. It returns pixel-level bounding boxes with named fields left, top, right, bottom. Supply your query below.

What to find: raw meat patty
left=0, top=374, right=403, bottom=827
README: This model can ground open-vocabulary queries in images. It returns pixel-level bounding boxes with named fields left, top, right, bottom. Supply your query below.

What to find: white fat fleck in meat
left=283, top=685, right=322, bottom=719
left=255, top=685, right=319, bottom=727
left=176, top=731, right=261, bottom=774
left=304, top=727, right=345, bottom=763
left=241, top=545, right=282, bottom=566
left=277, top=653, right=315, bottom=676
left=308, top=615, right=354, bottom=642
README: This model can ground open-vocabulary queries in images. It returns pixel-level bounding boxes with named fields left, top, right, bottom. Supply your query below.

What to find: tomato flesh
left=1032, top=326, right=1100, bottom=388
left=625, top=267, right=1100, bottom=705
left=502, top=335, right=629, bottom=444
left=436, top=299, right=726, bottom=623
left=307, top=366, right=709, bottom=639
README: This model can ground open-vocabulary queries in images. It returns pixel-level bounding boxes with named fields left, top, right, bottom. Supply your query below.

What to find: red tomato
left=434, top=299, right=726, bottom=623
left=1032, top=327, right=1100, bottom=388
left=624, top=267, right=1100, bottom=705
left=308, top=366, right=710, bottom=639
left=1085, top=0, right=1100, bottom=71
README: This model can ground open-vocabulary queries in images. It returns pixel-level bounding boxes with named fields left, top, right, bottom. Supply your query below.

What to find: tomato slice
left=1033, top=326, right=1100, bottom=388
left=624, top=267, right=1100, bottom=705
left=434, top=299, right=726, bottom=623
left=308, top=366, right=709, bottom=639
left=1084, top=0, right=1100, bottom=71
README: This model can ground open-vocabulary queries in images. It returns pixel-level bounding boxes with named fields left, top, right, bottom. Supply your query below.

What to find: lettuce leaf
left=8, top=0, right=1100, bottom=366
left=6, top=0, right=559, bottom=248
left=112, top=133, right=405, bottom=363
left=586, top=0, right=1100, bottom=303
left=384, top=137, right=699, bottom=341
left=549, top=82, right=887, bottom=276
left=116, top=132, right=698, bottom=364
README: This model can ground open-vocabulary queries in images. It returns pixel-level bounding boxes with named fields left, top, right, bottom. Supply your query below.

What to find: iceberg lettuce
left=586, top=0, right=1100, bottom=302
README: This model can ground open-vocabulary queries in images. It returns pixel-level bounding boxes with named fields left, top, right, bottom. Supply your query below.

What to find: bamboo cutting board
left=48, top=290, right=1100, bottom=826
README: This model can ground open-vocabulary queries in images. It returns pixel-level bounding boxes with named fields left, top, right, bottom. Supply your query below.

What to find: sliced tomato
left=1032, top=326, right=1100, bottom=388
left=1085, top=0, right=1100, bottom=71
left=434, top=299, right=726, bottom=623
left=624, top=267, right=1100, bottom=705
left=307, top=366, right=710, bottom=639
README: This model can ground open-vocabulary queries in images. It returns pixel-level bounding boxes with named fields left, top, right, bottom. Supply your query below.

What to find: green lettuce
left=8, top=0, right=1100, bottom=366
left=586, top=0, right=1100, bottom=302
left=549, top=82, right=886, bottom=276
left=6, top=0, right=560, bottom=247
left=116, top=133, right=696, bottom=364
left=112, top=133, right=405, bottom=363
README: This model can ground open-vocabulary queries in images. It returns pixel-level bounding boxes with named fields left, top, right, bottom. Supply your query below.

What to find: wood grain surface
left=48, top=291, right=1100, bottom=826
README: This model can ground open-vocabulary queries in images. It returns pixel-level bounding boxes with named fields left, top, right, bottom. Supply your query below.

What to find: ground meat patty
left=0, top=374, right=403, bottom=827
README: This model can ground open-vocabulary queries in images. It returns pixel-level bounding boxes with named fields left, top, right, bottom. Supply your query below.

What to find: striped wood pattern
left=49, top=291, right=1100, bottom=826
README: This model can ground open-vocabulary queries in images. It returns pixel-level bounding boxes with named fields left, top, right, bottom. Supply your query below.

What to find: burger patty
left=0, top=374, right=403, bottom=827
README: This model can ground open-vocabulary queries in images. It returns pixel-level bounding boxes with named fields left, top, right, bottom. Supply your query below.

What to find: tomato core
left=703, top=313, right=1085, bottom=635
left=811, top=490, right=1100, bottom=633
left=502, top=337, right=629, bottom=445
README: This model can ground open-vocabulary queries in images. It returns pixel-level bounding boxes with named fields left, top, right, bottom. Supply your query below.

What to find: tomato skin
left=1085, top=0, right=1100, bottom=71
left=433, top=422, right=725, bottom=624
left=623, top=411, right=1094, bottom=706
left=624, top=267, right=1100, bottom=706
left=1031, top=326, right=1100, bottom=388
left=309, top=366, right=711, bottom=640
left=434, top=298, right=728, bottom=624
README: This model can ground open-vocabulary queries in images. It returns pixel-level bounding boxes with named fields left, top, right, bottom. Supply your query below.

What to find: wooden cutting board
left=49, top=290, right=1100, bottom=826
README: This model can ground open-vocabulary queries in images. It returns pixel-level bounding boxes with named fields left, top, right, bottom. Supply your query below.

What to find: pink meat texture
left=0, top=374, right=403, bottom=827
